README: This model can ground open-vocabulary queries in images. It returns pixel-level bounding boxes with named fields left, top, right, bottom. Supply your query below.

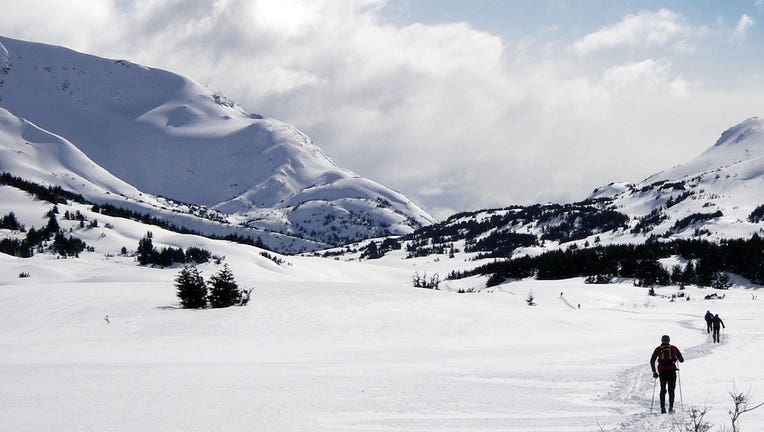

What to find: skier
left=704, top=310, right=714, bottom=334
left=712, top=314, right=725, bottom=343
left=650, top=334, right=684, bottom=414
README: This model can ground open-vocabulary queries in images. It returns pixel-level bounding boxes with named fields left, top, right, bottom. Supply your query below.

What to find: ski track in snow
left=604, top=319, right=721, bottom=431
left=559, top=295, right=578, bottom=310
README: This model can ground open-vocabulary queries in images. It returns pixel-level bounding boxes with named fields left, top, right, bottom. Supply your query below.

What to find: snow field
left=1, top=244, right=761, bottom=431
left=1, top=187, right=762, bottom=431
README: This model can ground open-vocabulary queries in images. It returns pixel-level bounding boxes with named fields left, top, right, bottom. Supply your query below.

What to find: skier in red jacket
left=650, top=334, right=685, bottom=414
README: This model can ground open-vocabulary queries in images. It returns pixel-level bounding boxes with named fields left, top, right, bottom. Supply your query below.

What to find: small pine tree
left=681, top=261, right=696, bottom=286
left=526, top=290, right=536, bottom=306
left=711, top=272, right=731, bottom=290
left=137, top=232, right=156, bottom=265
left=362, top=241, right=380, bottom=259
left=175, top=266, right=207, bottom=309
left=45, top=213, right=60, bottom=237
left=208, top=264, right=240, bottom=308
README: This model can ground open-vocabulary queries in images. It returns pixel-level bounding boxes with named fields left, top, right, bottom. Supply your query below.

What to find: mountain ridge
left=332, top=117, right=764, bottom=266
left=0, top=36, right=434, bottom=252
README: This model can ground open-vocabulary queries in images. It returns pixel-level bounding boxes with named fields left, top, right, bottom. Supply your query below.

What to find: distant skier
left=704, top=310, right=714, bottom=334
left=650, top=334, right=684, bottom=414
left=712, top=314, right=725, bottom=343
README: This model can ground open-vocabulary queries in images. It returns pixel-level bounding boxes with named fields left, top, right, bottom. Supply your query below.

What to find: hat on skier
left=661, top=335, right=670, bottom=342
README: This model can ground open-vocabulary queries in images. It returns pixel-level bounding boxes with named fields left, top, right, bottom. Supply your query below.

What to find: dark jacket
left=712, top=315, right=725, bottom=329
left=651, top=343, right=684, bottom=373
left=705, top=311, right=714, bottom=323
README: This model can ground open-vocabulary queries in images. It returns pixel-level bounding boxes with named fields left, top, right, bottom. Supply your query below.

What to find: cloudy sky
left=3, top=0, right=764, bottom=219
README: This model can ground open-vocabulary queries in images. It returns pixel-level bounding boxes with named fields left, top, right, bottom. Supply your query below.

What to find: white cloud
left=600, top=59, right=693, bottom=96
left=733, top=14, right=755, bottom=40
left=0, top=0, right=118, bottom=50
left=573, top=9, right=692, bottom=55
left=602, top=59, right=669, bottom=89
left=1, top=1, right=763, bottom=217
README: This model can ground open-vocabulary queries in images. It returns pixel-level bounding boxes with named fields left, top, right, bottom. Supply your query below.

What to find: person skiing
left=650, top=334, right=684, bottom=414
left=704, top=310, right=714, bottom=334
left=712, top=314, right=725, bottom=343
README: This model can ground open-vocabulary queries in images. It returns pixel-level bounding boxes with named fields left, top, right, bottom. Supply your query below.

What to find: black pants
left=706, top=319, right=712, bottom=334
left=659, top=369, right=677, bottom=412
left=713, top=326, right=721, bottom=343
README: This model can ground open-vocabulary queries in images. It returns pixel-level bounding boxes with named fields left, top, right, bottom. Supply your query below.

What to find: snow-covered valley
left=1, top=183, right=762, bottom=431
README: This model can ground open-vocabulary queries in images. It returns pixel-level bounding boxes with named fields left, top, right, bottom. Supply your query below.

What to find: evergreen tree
left=137, top=232, right=156, bottom=265
left=681, top=261, right=696, bottom=286
left=670, top=264, right=683, bottom=286
left=175, top=267, right=207, bottom=309
left=208, top=264, right=240, bottom=308
left=0, top=238, right=32, bottom=257
left=526, top=290, right=536, bottom=306
left=52, top=233, right=87, bottom=257
left=155, top=246, right=185, bottom=267
left=25, top=227, right=45, bottom=248
left=0, top=212, right=22, bottom=230
left=695, top=257, right=715, bottom=287
left=45, top=213, right=60, bottom=237
left=185, top=246, right=211, bottom=264
left=711, top=272, right=731, bottom=290
left=630, top=260, right=670, bottom=287
left=362, top=241, right=380, bottom=259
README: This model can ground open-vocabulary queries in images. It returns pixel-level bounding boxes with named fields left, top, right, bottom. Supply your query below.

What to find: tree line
left=1, top=172, right=268, bottom=250
left=449, top=235, right=764, bottom=288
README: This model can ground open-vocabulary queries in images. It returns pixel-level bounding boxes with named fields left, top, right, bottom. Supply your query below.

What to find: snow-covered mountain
left=0, top=106, right=331, bottom=252
left=343, top=117, right=764, bottom=264
left=590, top=116, right=764, bottom=241
left=0, top=36, right=434, bottom=251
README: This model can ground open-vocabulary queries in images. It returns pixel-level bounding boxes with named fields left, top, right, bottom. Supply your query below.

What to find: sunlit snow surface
left=1, top=191, right=761, bottom=431
left=0, top=36, right=435, bottom=252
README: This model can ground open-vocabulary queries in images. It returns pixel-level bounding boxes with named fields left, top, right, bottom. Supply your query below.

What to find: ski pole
left=651, top=375, right=657, bottom=413
left=677, top=370, right=683, bottom=409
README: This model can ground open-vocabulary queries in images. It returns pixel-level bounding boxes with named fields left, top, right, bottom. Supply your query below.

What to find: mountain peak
left=713, top=116, right=763, bottom=147
left=0, top=36, right=434, bottom=251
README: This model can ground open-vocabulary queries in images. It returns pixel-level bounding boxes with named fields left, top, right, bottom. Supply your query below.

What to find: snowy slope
left=0, top=107, right=329, bottom=252
left=0, top=36, right=434, bottom=248
left=589, top=117, right=764, bottom=242
left=0, top=107, right=145, bottom=200
left=0, top=183, right=762, bottom=432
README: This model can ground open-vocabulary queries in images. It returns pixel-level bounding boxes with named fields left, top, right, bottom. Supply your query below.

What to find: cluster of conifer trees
left=449, top=236, right=764, bottom=288
left=136, top=232, right=212, bottom=267
left=0, top=207, right=89, bottom=257
left=175, top=264, right=251, bottom=309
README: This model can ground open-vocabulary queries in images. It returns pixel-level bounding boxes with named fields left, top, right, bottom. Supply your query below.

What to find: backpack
left=658, top=343, right=676, bottom=366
